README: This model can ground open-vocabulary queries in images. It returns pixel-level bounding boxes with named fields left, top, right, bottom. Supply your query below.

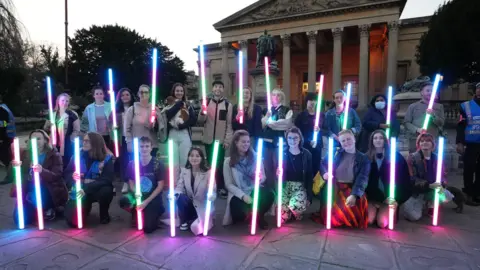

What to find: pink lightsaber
left=277, top=137, right=284, bottom=228
left=74, top=137, right=83, bottom=229
left=13, top=138, right=25, bottom=229
left=108, top=69, right=119, bottom=157
left=31, top=138, right=44, bottom=230
left=133, top=138, right=143, bottom=231
left=388, top=137, right=397, bottom=230
left=264, top=57, right=272, bottom=115
left=168, top=139, right=176, bottom=237
left=313, top=74, right=325, bottom=142
left=432, top=136, right=445, bottom=226
left=251, top=138, right=264, bottom=235
left=238, top=51, right=244, bottom=124
left=326, top=137, right=334, bottom=229
left=203, top=140, right=220, bottom=236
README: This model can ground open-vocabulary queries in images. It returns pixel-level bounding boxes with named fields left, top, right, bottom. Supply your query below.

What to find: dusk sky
left=12, top=0, right=447, bottom=72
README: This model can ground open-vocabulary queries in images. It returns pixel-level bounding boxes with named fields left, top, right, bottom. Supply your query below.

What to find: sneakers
left=180, top=223, right=189, bottom=231
left=219, top=189, right=228, bottom=199
left=45, top=208, right=56, bottom=221
left=121, top=183, right=129, bottom=194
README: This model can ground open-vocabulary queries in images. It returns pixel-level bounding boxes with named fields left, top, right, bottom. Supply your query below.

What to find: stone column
left=239, top=40, right=248, bottom=88
left=307, top=31, right=317, bottom=93
left=386, top=21, right=400, bottom=88
left=332, top=27, right=343, bottom=92
left=358, top=24, right=370, bottom=109
left=221, top=42, right=231, bottom=95
left=282, top=34, right=291, bottom=103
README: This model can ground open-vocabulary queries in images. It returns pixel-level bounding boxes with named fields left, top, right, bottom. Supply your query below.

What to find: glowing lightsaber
left=74, top=137, right=83, bottom=229
left=150, top=48, right=158, bottom=124
left=238, top=51, right=244, bottom=124
left=46, top=77, right=56, bottom=146
left=313, top=74, right=325, bottom=142
left=108, top=69, right=119, bottom=157
left=264, top=57, right=272, bottom=115
left=422, top=74, right=442, bottom=130
left=342, top=83, right=352, bottom=130
left=251, top=138, right=264, bottom=235
left=199, top=41, right=207, bottom=114
left=168, top=139, right=176, bottom=237
left=432, top=136, right=445, bottom=226
left=13, top=138, right=25, bottom=229
left=132, top=138, right=143, bottom=231
left=386, top=86, right=393, bottom=138
left=277, top=137, right=284, bottom=228
left=326, top=137, right=334, bottom=229
left=388, top=137, right=397, bottom=230
left=31, top=138, right=44, bottom=230
left=203, top=140, right=220, bottom=236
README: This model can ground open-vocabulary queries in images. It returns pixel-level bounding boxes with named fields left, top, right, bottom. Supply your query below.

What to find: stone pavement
left=1, top=158, right=480, bottom=269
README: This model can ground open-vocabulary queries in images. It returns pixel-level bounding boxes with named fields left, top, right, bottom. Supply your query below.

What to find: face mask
left=375, top=101, right=386, bottom=110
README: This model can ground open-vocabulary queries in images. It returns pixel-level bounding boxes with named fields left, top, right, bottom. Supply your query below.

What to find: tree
left=0, top=0, right=23, bottom=68
left=416, top=0, right=480, bottom=85
left=68, top=25, right=187, bottom=101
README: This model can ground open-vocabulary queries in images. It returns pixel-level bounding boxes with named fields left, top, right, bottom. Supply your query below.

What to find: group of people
left=3, top=78, right=480, bottom=235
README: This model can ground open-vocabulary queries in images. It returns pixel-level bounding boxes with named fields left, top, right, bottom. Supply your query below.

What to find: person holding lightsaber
left=9, top=130, right=67, bottom=225
left=401, top=133, right=452, bottom=221
left=312, top=130, right=370, bottom=228
left=197, top=80, right=233, bottom=199
left=261, top=89, right=293, bottom=189
left=43, top=93, right=81, bottom=168
left=80, top=86, right=113, bottom=150
left=358, top=94, right=400, bottom=153
left=119, top=136, right=166, bottom=234
left=0, top=95, right=16, bottom=185
left=222, top=130, right=274, bottom=230
left=64, top=132, right=114, bottom=227
left=295, top=92, right=324, bottom=177
left=274, top=127, right=313, bottom=224
left=364, top=130, right=411, bottom=228
left=456, top=82, right=480, bottom=205
left=324, top=90, right=361, bottom=147
left=173, top=147, right=215, bottom=235
left=404, top=81, right=445, bottom=153
left=232, top=87, right=263, bottom=142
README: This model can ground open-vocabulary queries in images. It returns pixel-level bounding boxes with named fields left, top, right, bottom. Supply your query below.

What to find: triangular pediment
left=214, top=0, right=401, bottom=30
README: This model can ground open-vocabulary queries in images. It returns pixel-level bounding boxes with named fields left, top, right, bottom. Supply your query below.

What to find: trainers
left=45, top=209, right=56, bottom=221
left=219, top=189, right=228, bottom=199
left=121, top=183, right=129, bottom=194
left=180, top=223, right=189, bottom=231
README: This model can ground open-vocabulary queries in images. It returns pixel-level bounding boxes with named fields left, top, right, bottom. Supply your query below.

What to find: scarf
left=234, top=156, right=256, bottom=195
left=81, top=151, right=112, bottom=180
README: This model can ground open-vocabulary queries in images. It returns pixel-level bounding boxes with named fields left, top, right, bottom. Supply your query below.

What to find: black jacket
left=274, top=147, right=313, bottom=201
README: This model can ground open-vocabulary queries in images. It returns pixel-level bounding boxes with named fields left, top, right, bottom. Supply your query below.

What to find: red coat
left=10, top=147, right=68, bottom=207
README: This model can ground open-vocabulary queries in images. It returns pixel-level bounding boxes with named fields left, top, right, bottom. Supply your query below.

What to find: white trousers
left=169, top=129, right=192, bottom=168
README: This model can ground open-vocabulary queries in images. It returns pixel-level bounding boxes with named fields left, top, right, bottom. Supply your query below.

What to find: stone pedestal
left=249, top=65, right=280, bottom=109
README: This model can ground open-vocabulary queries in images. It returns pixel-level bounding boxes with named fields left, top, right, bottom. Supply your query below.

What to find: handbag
left=312, top=171, right=325, bottom=195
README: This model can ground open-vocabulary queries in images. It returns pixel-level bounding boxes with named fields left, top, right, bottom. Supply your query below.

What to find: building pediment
left=214, top=0, right=402, bottom=31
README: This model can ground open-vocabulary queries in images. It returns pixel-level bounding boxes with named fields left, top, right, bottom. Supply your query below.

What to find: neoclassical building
left=195, top=0, right=429, bottom=110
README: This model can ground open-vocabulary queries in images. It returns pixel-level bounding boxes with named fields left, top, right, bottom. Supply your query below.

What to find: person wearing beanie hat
left=456, top=82, right=480, bottom=205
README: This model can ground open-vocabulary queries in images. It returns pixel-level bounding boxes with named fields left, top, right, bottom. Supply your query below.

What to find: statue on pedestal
left=256, top=30, right=277, bottom=68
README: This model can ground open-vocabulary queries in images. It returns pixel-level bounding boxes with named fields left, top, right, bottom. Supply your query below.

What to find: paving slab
left=244, top=251, right=320, bottom=270
left=115, top=233, right=196, bottom=267
left=257, top=226, right=326, bottom=260
left=0, top=187, right=14, bottom=217
left=393, top=243, right=477, bottom=270
left=322, top=232, right=398, bottom=270
left=206, top=223, right=268, bottom=248
left=446, top=228, right=480, bottom=263
left=79, top=253, right=158, bottom=270
left=320, top=263, right=362, bottom=269
left=0, top=230, right=65, bottom=266
left=0, top=215, right=20, bottom=239
left=386, top=223, right=459, bottom=251
left=163, top=237, right=250, bottom=270
left=73, top=221, right=142, bottom=251
left=3, top=239, right=107, bottom=270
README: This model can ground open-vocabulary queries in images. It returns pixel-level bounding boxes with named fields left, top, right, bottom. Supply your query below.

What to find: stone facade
left=194, top=0, right=430, bottom=111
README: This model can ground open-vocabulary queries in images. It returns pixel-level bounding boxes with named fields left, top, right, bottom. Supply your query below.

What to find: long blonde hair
left=54, top=93, right=71, bottom=111
left=271, top=88, right=286, bottom=106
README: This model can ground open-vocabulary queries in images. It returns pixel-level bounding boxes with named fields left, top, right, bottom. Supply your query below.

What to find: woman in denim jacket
left=312, top=129, right=370, bottom=228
